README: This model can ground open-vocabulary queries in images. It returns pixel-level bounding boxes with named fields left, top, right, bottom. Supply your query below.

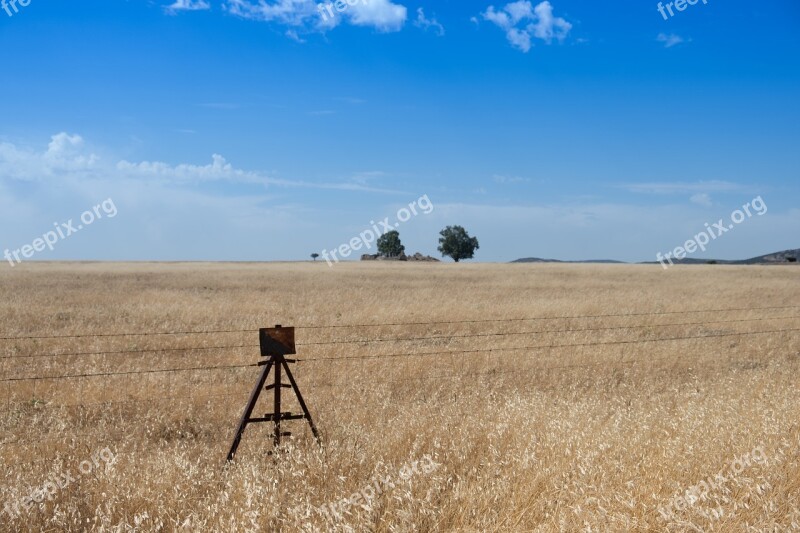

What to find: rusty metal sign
left=259, top=326, right=296, bottom=356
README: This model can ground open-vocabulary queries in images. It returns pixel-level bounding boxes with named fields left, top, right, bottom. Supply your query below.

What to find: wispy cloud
left=482, top=1, right=571, bottom=53
left=164, top=0, right=211, bottom=14
left=621, top=181, right=745, bottom=195
left=690, top=193, right=713, bottom=207
left=0, top=132, right=407, bottom=195
left=285, top=29, right=307, bottom=43
left=223, top=0, right=408, bottom=36
left=117, top=154, right=273, bottom=185
left=1, top=136, right=793, bottom=262
left=415, top=8, right=445, bottom=36
left=323, top=171, right=407, bottom=194
left=656, top=32, right=689, bottom=48
left=349, top=170, right=388, bottom=185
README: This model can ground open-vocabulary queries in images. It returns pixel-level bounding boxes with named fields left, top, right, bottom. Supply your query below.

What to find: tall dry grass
left=0, top=262, right=798, bottom=532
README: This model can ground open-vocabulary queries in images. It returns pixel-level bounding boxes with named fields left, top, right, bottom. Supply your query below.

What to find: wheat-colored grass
left=1, top=262, right=798, bottom=532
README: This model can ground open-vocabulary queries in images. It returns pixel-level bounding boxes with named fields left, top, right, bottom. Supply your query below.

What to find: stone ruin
left=361, top=252, right=440, bottom=262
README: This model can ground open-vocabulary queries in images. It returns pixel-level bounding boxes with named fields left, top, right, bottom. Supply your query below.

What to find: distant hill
left=645, top=248, right=800, bottom=266
left=738, top=249, right=800, bottom=264
left=511, top=248, right=800, bottom=265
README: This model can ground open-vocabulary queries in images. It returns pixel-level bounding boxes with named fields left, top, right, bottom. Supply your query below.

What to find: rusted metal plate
left=260, top=326, right=296, bottom=356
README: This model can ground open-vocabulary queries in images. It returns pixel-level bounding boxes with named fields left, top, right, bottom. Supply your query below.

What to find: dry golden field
left=1, top=262, right=799, bottom=532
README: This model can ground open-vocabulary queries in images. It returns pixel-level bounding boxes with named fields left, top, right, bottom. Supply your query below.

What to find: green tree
left=377, top=230, right=405, bottom=257
left=438, top=225, right=479, bottom=262
left=311, top=253, right=320, bottom=261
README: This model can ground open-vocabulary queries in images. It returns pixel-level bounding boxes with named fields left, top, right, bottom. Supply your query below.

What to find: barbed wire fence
left=1, top=304, right=799, bottom=462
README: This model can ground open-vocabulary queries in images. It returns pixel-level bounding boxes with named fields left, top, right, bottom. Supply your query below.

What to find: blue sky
left=1, top=0, right=798, bottom=263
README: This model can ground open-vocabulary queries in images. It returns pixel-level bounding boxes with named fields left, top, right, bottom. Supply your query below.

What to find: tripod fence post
left=227, top=325, right=320, bottom=462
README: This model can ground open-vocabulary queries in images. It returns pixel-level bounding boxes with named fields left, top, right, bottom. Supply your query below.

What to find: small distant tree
left=377, top=230, right=405, bottom=257
left=707, top=260, right=718, bottom=265
left=787, top=257, right=797, bottom=263
left=311, top=253, right=320, bottom=261
left=438, top=225, right=479, bottom=262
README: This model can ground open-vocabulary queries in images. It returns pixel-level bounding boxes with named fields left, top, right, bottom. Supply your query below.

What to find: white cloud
left=482, top=1, right=571, bottom=53
left=622, top=181, right=746, bottom=195
left=348, top=0, right=407, bottom=31
left=483, top=6, right=512, bottom=29
left=349, top=170, right=387, bottom=185
left=285, top=28, right=307, bottom=42
left=164, top=0, right=211, bottom=13
left=0, top=136, right=793, bottom=262
left=414, top=8, right=445, bottom=36
left=0, top=133, right=98, bottom=181
left=0, top=134, right=270, bottom=187
left=224, top=0, right=318, bottom=26
left=506, top=27, right=532, bottom=52
left=116, top=153, right=405, bottom=193
left=530, top=0, right=570, bottom=42
left=0, top=133, right=412, bottom=261
left=0, top=133, right=408, bottom=194
left=505, top=1, right=533, bottom=24
left=656, top=32, right=688, bottom=48
left=224, top=0, right=407, bottom=34
left=116, top=154, right=269, bottom=185
left=690, top=193, right=713, bottom=207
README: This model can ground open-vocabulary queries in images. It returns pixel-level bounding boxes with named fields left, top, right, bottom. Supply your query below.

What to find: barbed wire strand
left=4, top=315, right=798, bottom=362
left=0, top=392, right=246, bottom=448
left=4, top=326, right=798, bottom=383
left=300, top=327, right=800, bottom=362
left=295, top=314, right=800, bottom=347
left=0, top=363, right=257, bottom=384
left=4, top=349, right=796, bottom=464
left=1, top=304, right=798, bottom=341
left=293, top=305, right=800, bottom=329
left=0, top=344, right=260, bottom=362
